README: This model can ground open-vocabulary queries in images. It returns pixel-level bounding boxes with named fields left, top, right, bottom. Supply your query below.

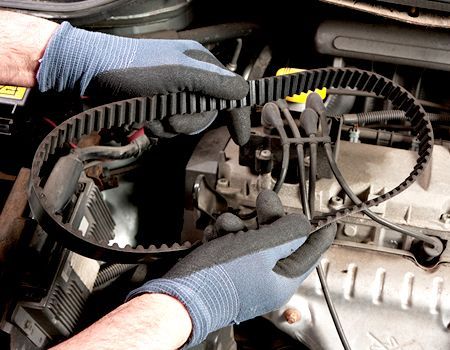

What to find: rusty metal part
left=77, top=132, right=101, bottom=148
left=78, top=133, right=106, bottom=188
left=0, top=172, right=17, bottom=182
left=85, top=164, right=106, bottom=190
left=283, top=308, right=301, bottom=324
left=0, top=168, right=30, bottom=263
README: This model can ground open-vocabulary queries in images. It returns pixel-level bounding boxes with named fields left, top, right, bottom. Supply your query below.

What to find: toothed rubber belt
left=29, top=68, right=433, bottom=262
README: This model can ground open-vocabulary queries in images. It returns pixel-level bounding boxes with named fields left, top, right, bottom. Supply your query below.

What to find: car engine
left=0, top=1, right=449, bottom=349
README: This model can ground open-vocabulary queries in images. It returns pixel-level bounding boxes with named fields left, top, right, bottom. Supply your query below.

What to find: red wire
left=43, top=117, right=77, bottom=149
left=42, top=117, right=57, bottom=128
left=127, top=127, right=145, bottom=142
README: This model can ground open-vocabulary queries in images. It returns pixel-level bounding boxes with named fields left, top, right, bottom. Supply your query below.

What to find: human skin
left=0, top=10, right=58, bottom=86
left=0, top=11, right=193, bottom=349
left=50, top=293, right=192, bottom=350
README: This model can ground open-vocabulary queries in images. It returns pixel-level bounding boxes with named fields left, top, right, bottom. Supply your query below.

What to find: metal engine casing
left=186, top=127, right=450, bottom=349
left=267, top=243, right=450, bottom=350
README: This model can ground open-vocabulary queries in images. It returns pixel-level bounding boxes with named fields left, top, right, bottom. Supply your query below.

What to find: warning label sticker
left=0, top=85, right=27, bottom=100
left=0, top=85, right=30, bottom=106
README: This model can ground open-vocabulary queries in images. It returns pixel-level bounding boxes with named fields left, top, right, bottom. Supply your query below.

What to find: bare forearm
left=0, top=11, right=58, bottom=86
left=51, top=293, right=192, bottom=350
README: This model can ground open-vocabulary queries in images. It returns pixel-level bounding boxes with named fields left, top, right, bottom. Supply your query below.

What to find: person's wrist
left=128, top=293, right=192, bottom=347
left=127, top=266, right=240, bottom=347
left=50, top=292, right=192, bottom=350
left=0, top=11, right=58, bottom=86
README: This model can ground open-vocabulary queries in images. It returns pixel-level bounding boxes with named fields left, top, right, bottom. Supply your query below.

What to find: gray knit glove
left=126, top=190, right=336, bottom=348
left=37, top=22, right=249, bottom=136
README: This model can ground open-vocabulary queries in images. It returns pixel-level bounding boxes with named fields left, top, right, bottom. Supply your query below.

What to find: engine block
left=187, top=127, right=450, bottom=349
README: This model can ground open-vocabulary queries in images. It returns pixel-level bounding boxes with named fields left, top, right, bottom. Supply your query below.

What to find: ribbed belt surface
left=29, top=68, right=434, bottom=262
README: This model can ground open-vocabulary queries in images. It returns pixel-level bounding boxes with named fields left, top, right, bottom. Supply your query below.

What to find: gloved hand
left=37, top=22, right=249, bottom=137
left=127, top=190, right=336, bottom=348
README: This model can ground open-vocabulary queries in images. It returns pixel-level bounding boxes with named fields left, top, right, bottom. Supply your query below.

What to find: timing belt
left=29, top=68, right=433, bottom=262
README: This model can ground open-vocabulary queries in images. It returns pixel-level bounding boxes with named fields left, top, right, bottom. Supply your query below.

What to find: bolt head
left=343, top=224, right=358, bottom=237
left=283, top=308, right=301, bottom=324
left=332, top=196, right=343, bottom=203
left=260, top=149, right=271, bottom=158
left=217, top=178, right=229, bottom=187
left=329, top=196, right=344, bottom=209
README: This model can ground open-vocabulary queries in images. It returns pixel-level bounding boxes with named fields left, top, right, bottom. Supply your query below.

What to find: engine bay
left=1, top=1, right=450, bottom=349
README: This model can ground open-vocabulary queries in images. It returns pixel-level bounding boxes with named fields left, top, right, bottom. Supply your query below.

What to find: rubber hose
left=342, top=110, right=450, bottom=125
left=94, top=263, right=137, bottom=290
left=326, top=94, right=356, bottom=116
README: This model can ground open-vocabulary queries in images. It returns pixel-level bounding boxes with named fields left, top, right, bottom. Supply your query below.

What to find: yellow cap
left=276, top=68, right=326, bottom=104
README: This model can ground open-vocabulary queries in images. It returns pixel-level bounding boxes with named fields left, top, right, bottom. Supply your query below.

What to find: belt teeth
left=30, top=67, right=434, bottom=256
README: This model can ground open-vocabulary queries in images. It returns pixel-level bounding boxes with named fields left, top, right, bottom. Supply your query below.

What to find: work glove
left=126, top=190, right=336, bottom=348
left=37, top=22, right=249, bottom=139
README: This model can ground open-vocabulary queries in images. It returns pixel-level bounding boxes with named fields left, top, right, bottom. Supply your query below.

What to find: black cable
left=279, top=103, right=311, bottom=219
left=305, top=94, right=353, bottom=350
left=238, top=103, right=290, bottom=220
left=333, top=117, right=344, bottom=161
left=296, top=144, right=312, bottom=219
left=273, top=141, right=289, bottom=194
left=280, top=98, right=351, bottom=350
left=311, top=96, right=443, bottom=350
left=75, top=136, right=151, bottom=161
left=309, top=142, right=317, bottom=216
left=316, top=263, right=352, bottom=350
left=298, top=106, right=318, bottom=216
left=323, top=142, right=442, bottom=256
left=262, top=102, right=290, bottom=194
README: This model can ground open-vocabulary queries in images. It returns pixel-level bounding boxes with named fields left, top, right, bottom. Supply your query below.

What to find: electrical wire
left=279, top=104, right=311, bottom=219
left=317, top=150, right=352, bottom=349
left=302, top=97, right=353, bottom=349
left=83, top=160, right=103, bottom=170
left=281, top=100, right=351, bottom=350
left=323, top=142, right=442, bottom=256
left=238, top=103, right=290, bottom=220
left=309, top=141, right=317, bottom=216
left=317, top=263, right=352, bottom=350
left=273, top=141, right=290, bottom=194
left=264, top=101, right=290, bottom=194
left=75, top=136, right=150, bottom=161
left=333, top=117, right=344, bottom=161
left=43, top=117, right=77, bottom=149
left=296, top=144, right=312, bottom=219
left=319, top=105, right=441, bottom=253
